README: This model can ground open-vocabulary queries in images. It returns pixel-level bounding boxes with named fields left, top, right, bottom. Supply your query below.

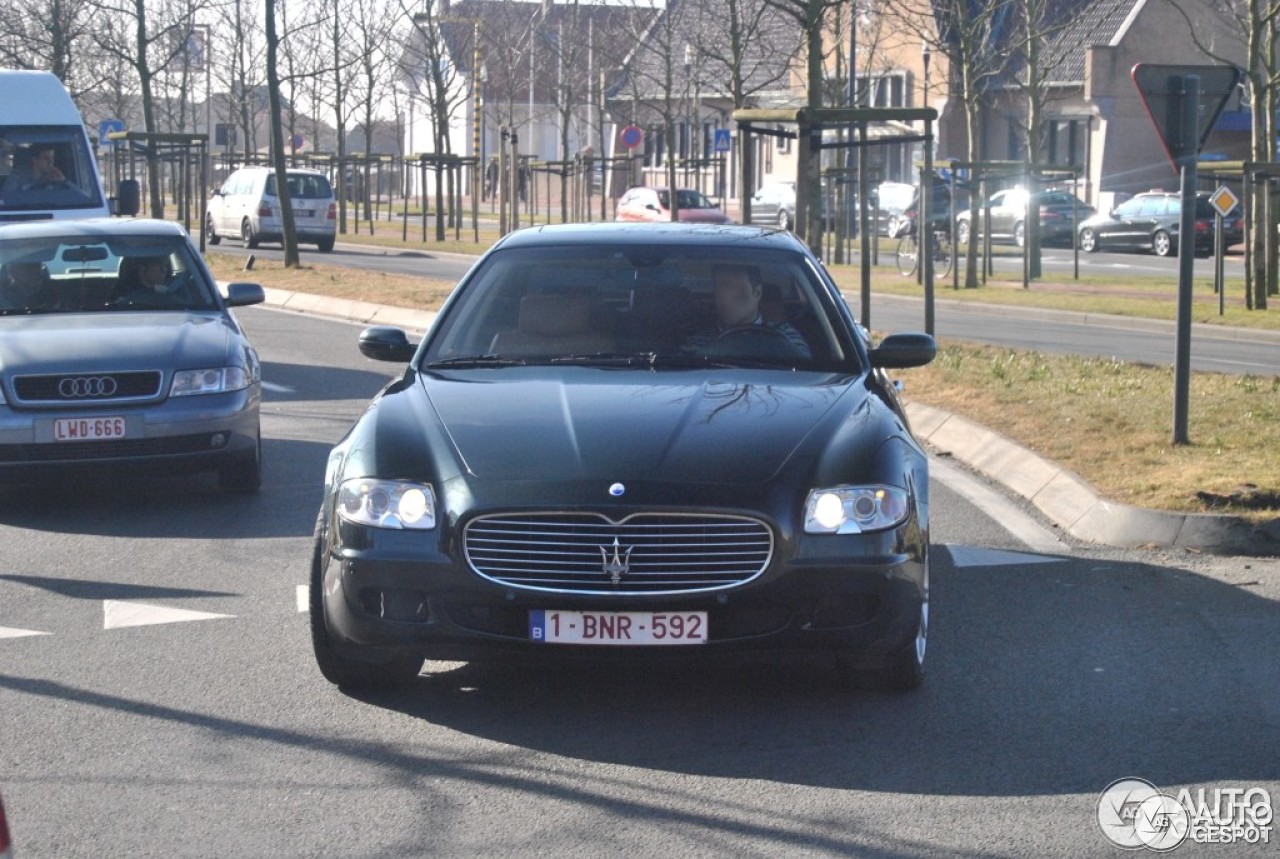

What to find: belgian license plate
left=295, top=209, right=313, bottom=218
left=530, top=610, right=707, bottom=646
left=53, top=416, right=126, bottom=442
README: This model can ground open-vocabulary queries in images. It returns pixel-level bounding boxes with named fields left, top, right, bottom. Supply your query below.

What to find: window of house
left=1046, top=118, right=1085, bottom=168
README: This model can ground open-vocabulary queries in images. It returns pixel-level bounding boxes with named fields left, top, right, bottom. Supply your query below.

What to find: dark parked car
left=0, top=218, right=265, bottom=490
left=310, top=223, right=936, bottom=692
left=1077, top=192, right=1243, bottom=257
left=955, top=187, right=1096, bottom=247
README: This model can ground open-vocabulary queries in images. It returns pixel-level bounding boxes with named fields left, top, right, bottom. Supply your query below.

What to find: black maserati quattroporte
left=310, top=223, right=936, bottom=691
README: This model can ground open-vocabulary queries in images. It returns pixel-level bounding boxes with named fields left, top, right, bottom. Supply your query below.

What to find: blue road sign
left=99, top=118, right=125, bottom=146
left=714, top=129, right=731, bottom=153
left=621, top=125, right=643, bottom=150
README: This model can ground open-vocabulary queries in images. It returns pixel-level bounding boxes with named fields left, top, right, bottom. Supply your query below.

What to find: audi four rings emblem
left=59, top=376, right=118, bottom=398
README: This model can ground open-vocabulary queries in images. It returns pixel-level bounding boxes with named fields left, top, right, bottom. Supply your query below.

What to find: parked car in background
left=310, top=222, right=936, bottom=692
left=206, top=166, right=337, bottom=252
left=1076, top=192, right=1242, bottom=257
left=615, top=186, right=732, bottom=224
left=955, top=187, right=1095, bottom=247
left=0, top=218, right=265, bottom=491
left=748, top=182, right=797, bottom=230
left=874, top=181, right=916, bottom=237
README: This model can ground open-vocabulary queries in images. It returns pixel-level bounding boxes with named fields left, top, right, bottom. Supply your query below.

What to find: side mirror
left=223, top=282, right=265, bottom=307
left=869, top=332, right=936, bottom=370
left=112, top=179, right=141, bottom=217
left=358, top=326, right=417, bottom=362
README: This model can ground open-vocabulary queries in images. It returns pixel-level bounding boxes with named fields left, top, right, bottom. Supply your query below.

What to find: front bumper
left=0, top=385, right=260, bottom=476
left=317, top=511, right=927, bottom=665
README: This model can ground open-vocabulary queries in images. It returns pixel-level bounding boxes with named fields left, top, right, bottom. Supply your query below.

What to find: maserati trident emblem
left=599, top=537, right=634, bottom=586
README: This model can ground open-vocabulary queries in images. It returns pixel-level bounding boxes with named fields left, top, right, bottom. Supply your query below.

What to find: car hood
left=418, top=370, right=857, bottom=484
left=0, top=312, right=236, bottom=375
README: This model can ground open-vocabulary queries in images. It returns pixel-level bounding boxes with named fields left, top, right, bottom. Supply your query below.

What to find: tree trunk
left=265, top=0, right=299, bottom=267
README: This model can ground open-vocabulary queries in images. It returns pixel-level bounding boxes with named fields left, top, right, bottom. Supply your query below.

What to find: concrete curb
left=250, top=284, right=1279, bottom=558
left=906, top=401, right=1280, bottom=557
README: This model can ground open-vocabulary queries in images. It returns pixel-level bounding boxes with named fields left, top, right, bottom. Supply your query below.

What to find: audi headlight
left=338, top=479, right=437, bottom=530
left=170, top=367, right=250, bottom=397
left=804, top=485, right=910, bottom=534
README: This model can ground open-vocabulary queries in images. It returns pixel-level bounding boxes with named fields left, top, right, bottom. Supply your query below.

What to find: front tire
left=777, top=208, right=792, bottom=232
left=896, top=234, right=919, bottom=277
left=241, top=219, right=260, bottom=249
left=955, top=219, right=970, bottom=247
left=309, top=514, right=424, bottom=689
left=1152, top=229, right=1173, bottom=257
left=1079, top=227, right=1098, bottom=253
left=847, top=563, right=928, bottom=692
left=206, top=214, right=221, bottom=245
left=218, top=433, right=261, bottom=493
left=1014, top=220, right=1026, bottom=248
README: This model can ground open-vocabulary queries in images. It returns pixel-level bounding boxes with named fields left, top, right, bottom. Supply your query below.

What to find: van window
left=0, top=126, right=105, bottom=213
left=265, top=173, right=333, bottom=199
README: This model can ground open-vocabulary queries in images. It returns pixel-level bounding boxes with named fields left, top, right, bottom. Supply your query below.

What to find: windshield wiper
left=547, top=352, right=657, bottom=367
left=423, top=355, right=528, bottom=369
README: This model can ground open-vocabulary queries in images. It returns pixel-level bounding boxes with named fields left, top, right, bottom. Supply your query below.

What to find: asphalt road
left=2, top=307, right=1277, bottom=857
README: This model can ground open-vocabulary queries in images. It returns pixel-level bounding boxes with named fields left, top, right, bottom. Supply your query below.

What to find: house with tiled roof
left=934, top=0, right=1249, bottom=207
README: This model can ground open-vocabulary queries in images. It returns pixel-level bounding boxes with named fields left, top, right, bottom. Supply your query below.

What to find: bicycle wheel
left=896, top=233, right=919, bottom=277
left=933, top=234, right=954, bottom=280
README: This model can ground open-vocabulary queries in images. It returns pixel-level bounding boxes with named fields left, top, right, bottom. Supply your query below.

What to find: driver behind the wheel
left=7, top=145, right=65, bottom=190
left=683, top=263, right=811, bottom=359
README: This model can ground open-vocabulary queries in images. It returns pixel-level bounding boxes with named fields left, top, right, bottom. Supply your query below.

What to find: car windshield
left=266, top=173, right=333, bottom=199
left=0, top=126, right=104, bottom=212
left=658, top=190, right=715, bottom=210
left=0, top=233, right=219, bottom=315
left=422, top=244, right=855, bottom=372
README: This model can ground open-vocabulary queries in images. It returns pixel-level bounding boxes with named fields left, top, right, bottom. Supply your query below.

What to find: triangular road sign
left=1132, top=64, right=1241, bottom=171
left=103, top=600, right=235, bottom=630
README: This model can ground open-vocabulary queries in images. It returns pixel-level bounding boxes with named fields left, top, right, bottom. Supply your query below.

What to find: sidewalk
left=250, top=269, right=1280, bottom=559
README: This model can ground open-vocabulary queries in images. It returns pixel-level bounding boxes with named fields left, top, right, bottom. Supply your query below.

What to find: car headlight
left=338, top=479, right=437, bottom=530
left=170, top=367, right=250, bottom=396
left=804, top=485, right=910, bottom=534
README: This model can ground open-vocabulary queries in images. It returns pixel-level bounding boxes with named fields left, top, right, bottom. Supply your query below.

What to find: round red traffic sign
left=620, top=125, right=643, bottom=150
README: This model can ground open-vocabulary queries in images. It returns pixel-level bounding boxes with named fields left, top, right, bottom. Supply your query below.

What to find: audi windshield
left=0, top=232, right=220, bottom=315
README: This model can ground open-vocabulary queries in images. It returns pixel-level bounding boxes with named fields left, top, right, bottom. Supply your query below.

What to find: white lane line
left=103, top=601, right=235, bottom=630
left=261, top=381, right=295, bottom=393
left=946, top=544, right=1066, bottom=568
left=296, top=585, right=309, bottom=613
left=0, top=626, right=51, bottom=639
left=929, top=455, right=1070, bottom=555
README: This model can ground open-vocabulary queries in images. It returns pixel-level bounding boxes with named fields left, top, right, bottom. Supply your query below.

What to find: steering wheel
left=25, top=180, right=72, bottom=191
left=709, top=324, right=802, bottom=360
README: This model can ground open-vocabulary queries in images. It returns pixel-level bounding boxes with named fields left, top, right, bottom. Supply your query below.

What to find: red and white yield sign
left=1132, top=63, right=1241, bottom=172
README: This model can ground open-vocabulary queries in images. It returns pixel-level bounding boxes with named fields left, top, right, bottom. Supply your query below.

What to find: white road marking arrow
left=260, top=381, right=295, bottom=393
left=103, top=600, right=235, bottom=630
left=0, top=626, right=51, bottom=639
left=946, top=544, right=1066, bottom=568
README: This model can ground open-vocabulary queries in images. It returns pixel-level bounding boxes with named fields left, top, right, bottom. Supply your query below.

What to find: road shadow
left=0, top=573, right=236, bottom=601
left=0, top=435, right=329, bottom=539
left=343, top=551, right=1280, bottom=797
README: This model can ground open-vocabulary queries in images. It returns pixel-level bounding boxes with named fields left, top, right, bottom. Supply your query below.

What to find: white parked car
left=205, top=166, right=336, bottom=252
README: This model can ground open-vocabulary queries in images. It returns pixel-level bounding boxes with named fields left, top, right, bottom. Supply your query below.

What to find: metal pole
left=1216, top=212, right=1225, bottom=315
left=1172, top=74, right=1199, bottom=446
left=922, top=124, right=935, bottom=337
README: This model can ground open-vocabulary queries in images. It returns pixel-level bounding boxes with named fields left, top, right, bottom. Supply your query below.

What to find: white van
left=0, top=70, right=134, bottom=222
left=205, top=166, right=337, bottom=252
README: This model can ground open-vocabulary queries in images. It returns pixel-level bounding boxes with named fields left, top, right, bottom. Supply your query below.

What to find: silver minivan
left=205, top=166, right=337, bottom=252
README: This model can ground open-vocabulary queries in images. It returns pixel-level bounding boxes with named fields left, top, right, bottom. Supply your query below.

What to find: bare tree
left=0, top=0, right=98, bottom=97
left=265, top=0, right=300, bottom=267
left=92, top=0, right=204, bottom=217
left=1172, top=0, right=1276, bottom=309
left=884, top=0, right=1015, bottom=287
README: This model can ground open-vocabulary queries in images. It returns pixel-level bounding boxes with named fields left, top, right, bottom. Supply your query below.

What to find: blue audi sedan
left=0, top=218, right=264, bottom=491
